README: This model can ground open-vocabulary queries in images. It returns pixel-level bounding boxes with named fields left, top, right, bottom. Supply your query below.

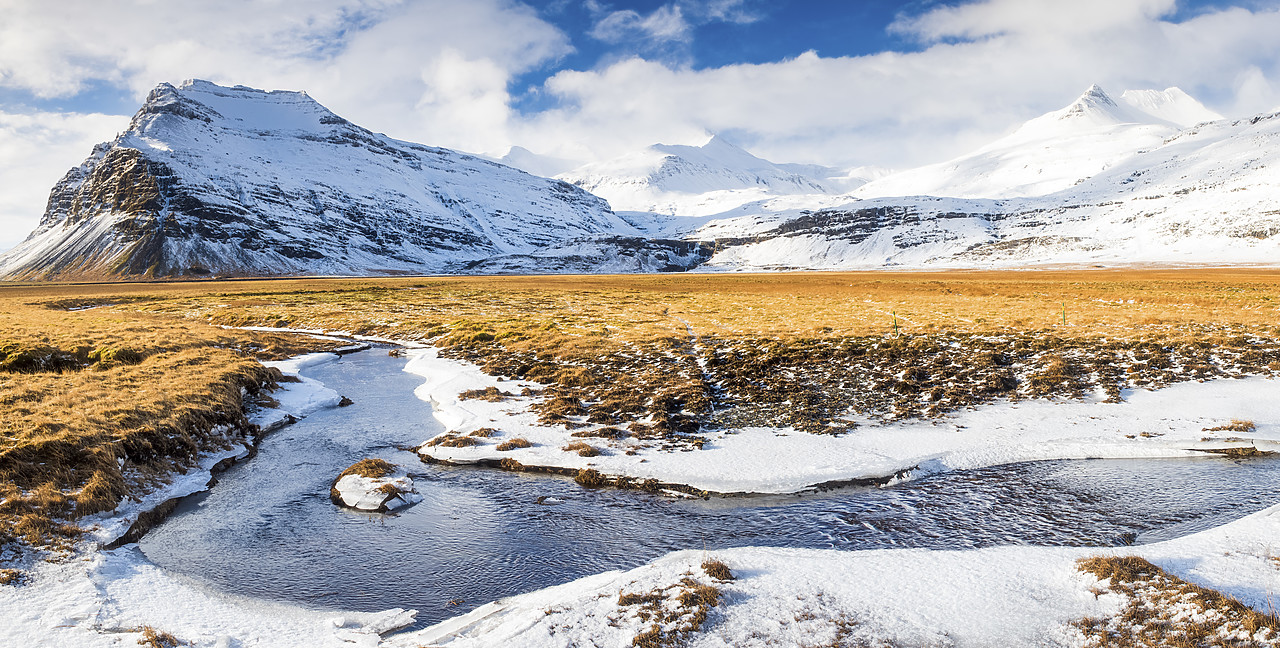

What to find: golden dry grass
left=336, top=458, right=394, bottom=480
left=0, top=289, right=342, bottom=552
left=137, top=625, right=182, bottom=648
left=619, top=574, right=723, bottom=648
left=4, top=269, right=1280, bottom=555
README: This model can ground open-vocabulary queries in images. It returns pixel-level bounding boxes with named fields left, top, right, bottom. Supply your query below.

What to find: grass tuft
left=336, top=458, right=394, bottom=480
left=137, top=626, right=182, bottom=648
left=496, top=438, right=532, bottom=451
left=574, top=468, right=607, bottom=488
left=562, top=441, right=601, bottom=457
left=1074, top=556, right=1280, bottom=647
left=702, top=559, right=733, bottom=581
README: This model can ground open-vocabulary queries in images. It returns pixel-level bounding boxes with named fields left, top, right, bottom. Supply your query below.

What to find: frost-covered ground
left=390, top=504, right=1280, bottom=648
left=409, top=347, right=1280, bottom=494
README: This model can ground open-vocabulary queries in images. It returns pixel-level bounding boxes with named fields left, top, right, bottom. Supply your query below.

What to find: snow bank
left=253, top=352, right=344, bottom=430
left=407, top=348, right=1280, bottom=494
left=1, top=547, right=414, bottom=648
left=390, top=504, right=1280, bottom=648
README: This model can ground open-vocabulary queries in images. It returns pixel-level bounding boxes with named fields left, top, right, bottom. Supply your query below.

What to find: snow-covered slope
left=0, top=80, right=632, bottom=280
left=855, top=85, right=1223, bottom=200
left=558, top=135, right=869, bottom=217
left=696, top=103, right=1280, bottom=270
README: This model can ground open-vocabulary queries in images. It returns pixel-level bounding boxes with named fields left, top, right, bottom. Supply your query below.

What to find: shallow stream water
left=139, top=350, right=1280, bottom=630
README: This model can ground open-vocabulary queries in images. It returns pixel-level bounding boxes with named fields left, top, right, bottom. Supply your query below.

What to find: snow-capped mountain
left=693, top=98, right=1280, bottom=270
left=557, top=135, right=872, bottom=217
left=855, top=85, right=1223, bottom=200
left=0, top=80, right=631, bottom=280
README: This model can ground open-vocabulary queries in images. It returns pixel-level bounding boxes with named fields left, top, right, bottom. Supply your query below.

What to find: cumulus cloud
left=890, top=0, right=1178, bottom=41
left=0, top=111, right=129, bottom=249
left=0, top=0, right=570, bottom=148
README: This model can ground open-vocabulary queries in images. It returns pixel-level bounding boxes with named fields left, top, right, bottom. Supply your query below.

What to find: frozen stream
left=139, top=350, right=1280, bottom=630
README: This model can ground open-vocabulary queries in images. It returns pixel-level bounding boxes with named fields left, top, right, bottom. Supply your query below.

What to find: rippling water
left=139, top=350, right=1280, bottom=629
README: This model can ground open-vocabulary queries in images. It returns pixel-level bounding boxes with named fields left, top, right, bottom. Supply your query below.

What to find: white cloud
left=890, top=0, right=1177, bottom=41
left=0, top=0, right=570, bottom=149
left=589, top=4, right=691, bottom=44
left=0, top=111, right=130, bottom=249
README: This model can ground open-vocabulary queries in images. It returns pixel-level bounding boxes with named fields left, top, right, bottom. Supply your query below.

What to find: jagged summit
left=0, top=80, right=630, bottom=280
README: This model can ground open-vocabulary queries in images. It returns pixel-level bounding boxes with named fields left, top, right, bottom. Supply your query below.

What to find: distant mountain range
left=2, top=80, right=1277, bottom=279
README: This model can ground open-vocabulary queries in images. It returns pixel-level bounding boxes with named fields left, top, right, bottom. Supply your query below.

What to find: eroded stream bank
left=139, top=350, right=1280, bottom=631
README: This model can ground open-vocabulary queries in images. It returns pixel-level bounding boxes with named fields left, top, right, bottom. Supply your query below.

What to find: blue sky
left=2, top=0, right=1280, bottom=249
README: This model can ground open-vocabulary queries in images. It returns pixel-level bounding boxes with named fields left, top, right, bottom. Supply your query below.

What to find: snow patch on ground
left=407, top=348, right=1280, bottom=494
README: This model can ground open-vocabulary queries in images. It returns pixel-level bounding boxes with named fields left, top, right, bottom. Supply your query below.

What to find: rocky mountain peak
left=0, top=80, right=628, bottom=280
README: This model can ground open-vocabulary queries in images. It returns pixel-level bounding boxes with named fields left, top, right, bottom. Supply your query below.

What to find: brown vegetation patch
left=425, top=433, right=479, bottom=448
left=336, top=458, right=394, bottom=480
left=496, top=437, right=532, bottom=451
left=1074, top=556, right=1280, bottom=647
left=1204, top=419, right=1257, bottom=433
left=468, top=427, right=497, bottom=438
left=574, top=468, right=607, bottom=488
left=0, top=568, right=21, bottom=585
left=1198, top=446, right=1276, bottom=458
left=571, top=426, right=629, bottom=439
left=702, top=559, right=733, bottom=582
left=562, top=441, right=602, bottom=457
left=137, top=626, right=183, bottom=648
left=458, top=386, right=513, bottom=402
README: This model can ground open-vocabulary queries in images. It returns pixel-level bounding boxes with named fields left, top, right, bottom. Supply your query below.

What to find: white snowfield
left=854, top=84, right=1222, bottom=201
left=408, top=347, right=1280, bottom=494
left=391, top=504, right=1280, bottom=648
